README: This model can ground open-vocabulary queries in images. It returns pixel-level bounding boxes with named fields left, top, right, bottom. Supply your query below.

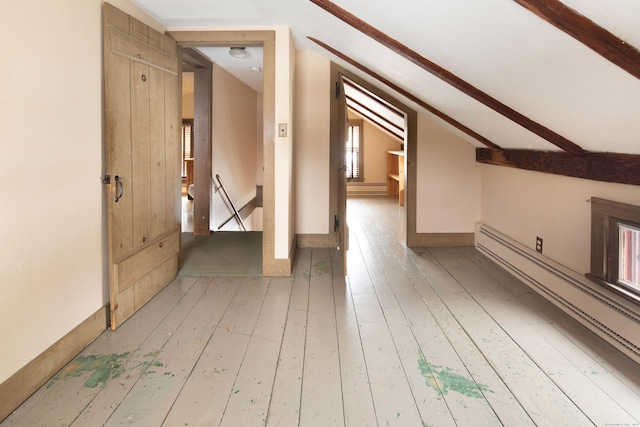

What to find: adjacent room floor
left=180, top=186, right=262, bottom=276
left=2, top=196, right=640, bottom=426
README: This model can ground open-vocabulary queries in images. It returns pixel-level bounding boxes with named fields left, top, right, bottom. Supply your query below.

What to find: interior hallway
left=2, top=196, right=640, bottom=426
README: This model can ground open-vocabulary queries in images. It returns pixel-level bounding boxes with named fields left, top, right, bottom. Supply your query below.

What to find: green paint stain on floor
left=302, top=260, right=331, bottom=279
left=48, top=352, right=130, bottom=389
left=418, top=357, right=490, bottom=399
left=312, top=260, right=330, bottom=276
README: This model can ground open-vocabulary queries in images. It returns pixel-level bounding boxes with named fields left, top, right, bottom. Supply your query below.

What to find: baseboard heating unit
left=475, top=223, right=640, bottom=364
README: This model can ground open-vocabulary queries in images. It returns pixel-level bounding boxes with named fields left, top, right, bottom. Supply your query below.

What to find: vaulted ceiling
left=132, top=0, right=640, bottom=159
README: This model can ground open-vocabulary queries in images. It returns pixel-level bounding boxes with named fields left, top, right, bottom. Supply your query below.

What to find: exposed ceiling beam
left=346, top=95, right=405, bottom=141
left=345, top=94, right=403, bottom=133
left=343, top=77, right=405, bottom=119
left=310, top=0, right=585, bottom=156
left=513, top=0, right=640, bottom=81
left=309, top=37, right=503, bottom=151
left=476, top=148, right=640, bottom=186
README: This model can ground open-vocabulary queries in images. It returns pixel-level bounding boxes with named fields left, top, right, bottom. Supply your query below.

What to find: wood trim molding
left=405, top=110, right=418, bottom=247
left=193, top=67, right=212, bottom=236
left=513, top=0, right=640, bottom=81
left=309, top=1, right=585, bottom=155
left=0, top=305, right=110, bottom=422
left=309, top=37, right=502, bottom=151
left=329, top=63, right=419, bottom=249
left=261, top=38, right=277, bottom=276
left=328, top=63, right=341, bottom=249
left=297, top=234, right=333, bottom=247
left=589, top=197, right=640, bottom=305
left=265, top=237, right=297, bottom=276
left=181, top=47, right=213, bottom=72
left=408, top=233, right=475, bottom=247
left=476, top=148, right=640, bottom=186
left=169, top=30, right=280, bottom=276
left=167, top=30, right=275, bottom=46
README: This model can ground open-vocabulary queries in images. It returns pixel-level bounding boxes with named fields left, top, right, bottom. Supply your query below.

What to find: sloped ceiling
left=132, top=0, right=640, bottom=155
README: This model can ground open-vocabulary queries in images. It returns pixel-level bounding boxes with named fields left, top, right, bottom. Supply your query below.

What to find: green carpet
left=179, top=231, right=262, bottom=276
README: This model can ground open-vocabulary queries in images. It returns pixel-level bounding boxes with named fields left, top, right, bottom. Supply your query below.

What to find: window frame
left=616, top=221, right=640, bottom=290
left=346, top=119, right=364, bottom=182
left=589, top=197, right=640, bottom=304
left=181, top=119, right=194, bottom=178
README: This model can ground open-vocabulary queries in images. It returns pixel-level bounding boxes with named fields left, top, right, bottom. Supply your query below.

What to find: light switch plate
left=278, top=123, right=287, bottom=137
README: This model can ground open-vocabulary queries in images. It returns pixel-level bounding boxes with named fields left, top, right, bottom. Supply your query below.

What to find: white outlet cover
left=278, top=123, right=287, bottom=137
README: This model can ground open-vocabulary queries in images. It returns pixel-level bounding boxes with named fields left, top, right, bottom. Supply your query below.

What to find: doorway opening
left=180, top=47, right=263, bottom=233
left=176, top=34, right=274, bottom=275
left=330, top=64, right=418, bottom=249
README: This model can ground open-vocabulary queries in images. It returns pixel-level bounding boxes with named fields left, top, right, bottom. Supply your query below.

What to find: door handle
left=114, top=175, right=124, bottom=203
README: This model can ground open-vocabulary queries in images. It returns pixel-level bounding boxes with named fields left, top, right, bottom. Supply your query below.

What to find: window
left=346, top=120, right=363, bottom=181
left=618, top=222, right=640, bottom=291
left=181, top=120, right=193, bottom=178
left=590, top=197, right=640, bottom=301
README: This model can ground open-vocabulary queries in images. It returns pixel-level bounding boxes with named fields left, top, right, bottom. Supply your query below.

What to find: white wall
left=294, top=50, right=331, bottom=235
left=256, top=93, right=264, bottom=187
left=211, top=64, right=258, bottom=231
left=416, top=114, right=481, bottom=233
left=480, top=165, right=640, bottom=275
left=0, top=0, right=160, bottom=385
left=182, top=72, right=194, bottom=120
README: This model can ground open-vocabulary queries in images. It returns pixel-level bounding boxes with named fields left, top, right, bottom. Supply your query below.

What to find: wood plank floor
left=3, top=195, right=640, bottom=426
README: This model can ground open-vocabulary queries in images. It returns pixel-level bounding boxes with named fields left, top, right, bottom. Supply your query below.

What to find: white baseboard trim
left=475, top=223, right=640, bottom=364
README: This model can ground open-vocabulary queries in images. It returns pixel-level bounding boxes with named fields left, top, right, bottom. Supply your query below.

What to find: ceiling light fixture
left=229, top=47, right=247, bottom=58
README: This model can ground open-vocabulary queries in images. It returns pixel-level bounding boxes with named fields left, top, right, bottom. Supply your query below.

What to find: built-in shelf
left=386, top=150, right=404, bottom=206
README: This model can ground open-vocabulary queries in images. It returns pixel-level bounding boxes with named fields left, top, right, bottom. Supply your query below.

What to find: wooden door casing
left=333, top=70, right=349, bottom=274
left=104, top=4, right=182, bottom=329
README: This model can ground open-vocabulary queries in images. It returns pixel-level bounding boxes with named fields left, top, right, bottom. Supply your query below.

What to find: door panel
left=331, top=68, right=348, bottom=274
left=165, top=70, right=182, bottom=233
left=107, top=42, right=134, bottom=262
left=130, top=60, right=151, bottom=251
left=338, top=75, right=348, bottom=274
left=149, top=66, right=167, bottom=242
left=104, top=4, right=181, bottom=329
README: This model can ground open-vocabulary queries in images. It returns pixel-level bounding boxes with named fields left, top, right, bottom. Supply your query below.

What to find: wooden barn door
left=103, top=4, right=182, bottom=329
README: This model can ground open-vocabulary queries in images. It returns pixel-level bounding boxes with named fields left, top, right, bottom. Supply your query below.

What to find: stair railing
left=214, top=174, right=247, bottom=231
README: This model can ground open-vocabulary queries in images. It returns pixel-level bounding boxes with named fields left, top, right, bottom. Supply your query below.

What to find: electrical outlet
left=536, top=237, right=543, bottom=253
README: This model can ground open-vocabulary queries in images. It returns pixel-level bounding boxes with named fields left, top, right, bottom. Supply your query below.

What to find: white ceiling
left=197, top=46, right=264, bottom=93
left=132, top=0, right=640, bottom=154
